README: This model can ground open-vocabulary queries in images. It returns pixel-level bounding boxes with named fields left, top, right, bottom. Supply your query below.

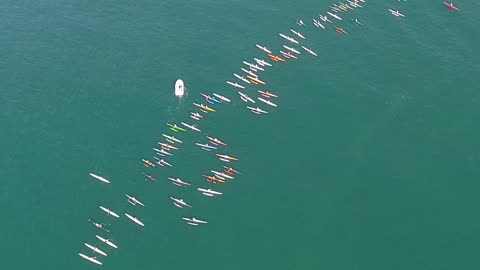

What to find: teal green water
left=2, top=0, right=480, bottom=269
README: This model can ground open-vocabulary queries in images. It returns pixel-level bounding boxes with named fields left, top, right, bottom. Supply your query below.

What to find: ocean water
left=1, top=0, right=480, bottom=269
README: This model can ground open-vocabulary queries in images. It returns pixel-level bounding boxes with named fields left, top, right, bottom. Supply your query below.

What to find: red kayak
left=335, top=27, right=348, bottom=35
left=443, top=2, right=460, bottom=10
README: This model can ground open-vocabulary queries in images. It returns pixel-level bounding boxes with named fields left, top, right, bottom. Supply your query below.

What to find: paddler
left=224, top=167, right=234, bottom=175
left=89, top=219, right=110, bottom=233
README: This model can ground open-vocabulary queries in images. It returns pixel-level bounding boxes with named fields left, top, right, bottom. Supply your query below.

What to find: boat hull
left=175, top=79, right=184, bottom=97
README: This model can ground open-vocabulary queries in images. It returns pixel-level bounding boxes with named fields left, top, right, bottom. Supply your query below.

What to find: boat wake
left=168, top=89, right=187, bottom=118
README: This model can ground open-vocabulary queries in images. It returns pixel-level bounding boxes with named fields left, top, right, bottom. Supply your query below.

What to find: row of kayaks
left=140, top=93, right=242, bottom=223
left=79, top=0, right=375, bottom=266
left=134, top=89, right=243, bottom=228
left=295, top=0, right=367, bottom=30
left=78, top=235, right=117, bottom=265
left=82, top=167, right=229, bottom=265
left=225, top=2, right=372, bottom=97
left=388, top=2, right=460, bottom=18
left=220, top=3, right=368, bottom=116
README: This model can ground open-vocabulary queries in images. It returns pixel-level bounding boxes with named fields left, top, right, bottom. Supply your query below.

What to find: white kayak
left=211, top=170, right=234, bottom=179
left=290, top=29, right=306, bottom=39
left=283, top=45, right=300, bottom=55
left=195, top=143, right=217, bottom=150
left=89, top=173, right=110, bottom=184
left=279, top=33, right=299, bottom=44
left=84, top=243, right=108, bottom=256
left=170, top=197, right=192, bottom=207
left=388, top=9, right=405, bottom=17
left=175, top=79, right=184, bottom=97
left=99, top=206, right=120, bottom=218
left=79, top=253, right=102, bottom=265
left=125, top=194, right=145, bottom=206
left=197, top=188, right=223, bottom=195
left=301, top=46, right=318, bottom=56
left=254, top=58, right=272, bottom=67
left=234, top=73, right=251, bottom=84
left=192, top=217, right=208, bottom=224
left=327, top=11, right=342, bottom=20
left=168, top=177, right=191, bottom=186
left=125, top=213, right=145, bottom=227
left=182, top=217, right=208, bottom=224
left=256, top=44, right=272, bottom=54
left=162, top=134, right=183, bottom=143
left=258, top=97, right=278, bottom=107
left=213, top=93, right=231, bottom=103
left=226, top=80, right=245, bottom=89
left=96, top=235, right=118, bottom=249
left=247, top=106, right=268, bottom=114
left=241, top=67, right=258, bottom=78
left=238, top=91, right=255, bottom=103
left=181, top=122, right=201, bottom=132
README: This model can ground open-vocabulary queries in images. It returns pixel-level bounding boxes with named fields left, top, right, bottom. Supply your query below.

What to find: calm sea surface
left=1, top=1, right=480, bottom=269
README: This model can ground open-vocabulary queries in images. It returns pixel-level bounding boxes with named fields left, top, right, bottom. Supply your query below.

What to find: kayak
left=84, top=243, right=108, bottom=257
left=247, top=76, right=266, bottom=85
left=200, top=93, right=221, bottom=104
left=257, top=90, right=278, bottom=98
left=443, top=2, right=460, bottom=10
left=207, top=136, right=227, bottom=146
left=125, top=194, right=145, bottom=206
left=238, top=92, right=255, bottom=103
left=195, top=143, right=217, bottom=150
left=240, top=68, right=258, bottom=78
left=290, top=29, right=306, bottom=39
left=267, top=53, right=286, bottom=62
left=168, top=177, right=191, bottom=186
left=96, top=235, right=118, bottom=249
left=234, top=73, right=251, bottom=84
left=301, top=46, right=318, bottom=56
left=211, top=170, right=234, bottom=180
left=197, top=188, right=223, bottom=195
left=167, top=123, right=187, bottom=132
left=78, top=253, right=102, bottom=265
left=226, top=81, right=245, bottom=89
left=247, top=106, right=268, bottom=114
left=388, top=9, right=405, bottom=17
left=154, top=157, right=172, bottom=167
left=216, top=154, right=238, bottom=161
left=99, top=206, right=120, bottom=218
left=158, top=142, right=178, bottom=150
left=170, top=197, right=192, bottom=207
left=142, top=159, right=155, bottom=167
left=256, top=44, right=272, bottom=54
left=212, top=93, right=231, bottom=103
left=89, top=173, right=110, bottom=184
left=258, top=97, right=278, bottom=107
left=181, top=122, right=201, bottom=132
left=162, top=134, right=183, bottom=143
left=350, top=18, right=363, bottom=25
left=335, top=27, right=348, bottom=34
left=222, top=165, right=241, bottom=174
left=192, top=217, right=208, bottom=224
left=193, top=103, right=216, bottom=112
left=125, top=213, right=145, bottom=227
left=282, top=45, right=300, bottom=55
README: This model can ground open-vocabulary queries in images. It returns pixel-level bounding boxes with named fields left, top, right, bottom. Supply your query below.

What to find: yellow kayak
left=247, top=75, right=266, bottom=85
left=193, top=103, right=216, bottom=112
